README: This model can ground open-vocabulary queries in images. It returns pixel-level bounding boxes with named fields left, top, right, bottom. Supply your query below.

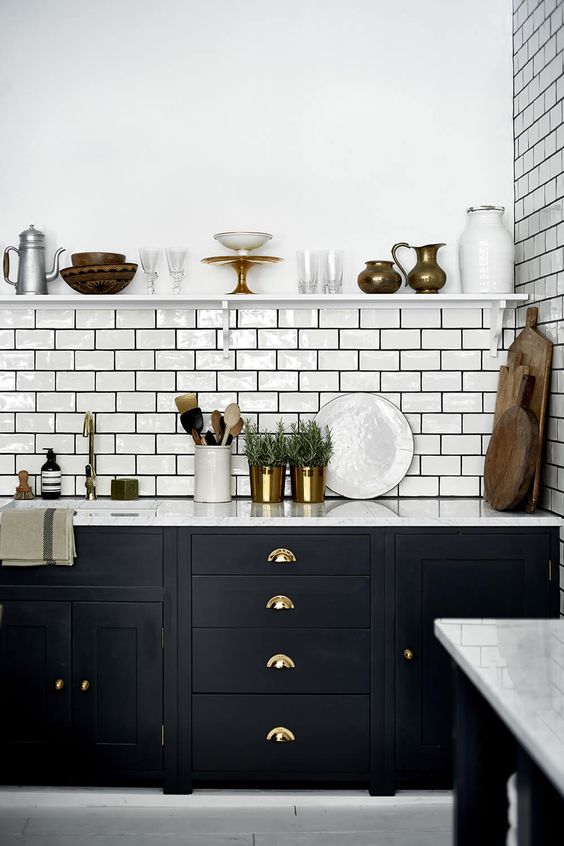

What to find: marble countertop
left=0, top=497, right=560, bottom=526
left=435, top=619, right=564, bottom=797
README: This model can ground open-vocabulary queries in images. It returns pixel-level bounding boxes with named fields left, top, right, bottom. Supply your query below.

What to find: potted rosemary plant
left=243, top=420, right=287, bottom=503
left=287, top=420, right=333, bottom=503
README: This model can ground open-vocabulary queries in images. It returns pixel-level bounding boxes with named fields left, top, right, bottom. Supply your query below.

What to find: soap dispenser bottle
left=41, top=448, right=61, bottom=499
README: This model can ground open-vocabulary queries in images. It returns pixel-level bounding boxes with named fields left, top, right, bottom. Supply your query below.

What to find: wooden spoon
left=191, top=427, right=204, bottom=446
left=211, top=410, right=223, bottom=444
left=221, top=403, right=241, bottom=446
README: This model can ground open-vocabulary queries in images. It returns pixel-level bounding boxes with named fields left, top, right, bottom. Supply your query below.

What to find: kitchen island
left=0, top=498, right=560, bottom=795
left=435, top=619, right=564, bottom=845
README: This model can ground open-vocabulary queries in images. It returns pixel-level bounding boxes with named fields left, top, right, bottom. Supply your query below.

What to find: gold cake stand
left=201, top=255, right=283, bottom=294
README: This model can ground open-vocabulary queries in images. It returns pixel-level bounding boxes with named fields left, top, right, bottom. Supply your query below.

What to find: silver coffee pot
left=3, top=225, right=65, bottom=295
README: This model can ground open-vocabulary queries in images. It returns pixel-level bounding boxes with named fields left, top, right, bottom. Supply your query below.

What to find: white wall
left=0, top=0, right=513, bottom=295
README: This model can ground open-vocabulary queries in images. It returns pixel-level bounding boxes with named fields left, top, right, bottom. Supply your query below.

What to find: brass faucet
left=82, top=411, right=96, bottom=500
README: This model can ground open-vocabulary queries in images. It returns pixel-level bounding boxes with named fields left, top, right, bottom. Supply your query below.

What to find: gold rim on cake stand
left=201, top=255, right=283, bottom=294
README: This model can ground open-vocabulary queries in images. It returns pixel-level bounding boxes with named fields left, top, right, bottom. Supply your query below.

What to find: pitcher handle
left=3, top=246, right=19, bottom=288
left=391, top=242, right=412, bottom=287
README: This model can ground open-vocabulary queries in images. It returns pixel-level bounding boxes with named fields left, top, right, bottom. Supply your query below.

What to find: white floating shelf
left=0, top=292, right=528, bottom=357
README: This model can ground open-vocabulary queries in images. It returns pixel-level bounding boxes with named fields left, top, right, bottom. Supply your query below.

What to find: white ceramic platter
left=315, top=393, right=414, bottom=499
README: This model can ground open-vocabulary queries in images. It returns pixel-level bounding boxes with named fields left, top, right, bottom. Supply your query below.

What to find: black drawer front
left=191, top=534, right=370, bottom=575
left=192, top=694, right=369, bottom=774
left=193, top=629, right=370, bottom=693
left=0, top=528, right=163, bottom=587
left=192, top=576, right=370, bottom=628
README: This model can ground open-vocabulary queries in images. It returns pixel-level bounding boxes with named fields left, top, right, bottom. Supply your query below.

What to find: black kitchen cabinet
left=394, top=530, right=557, bottom=787
left=0, top=601, right=71, bottom=780
left=73, top=602, right=163, bottom=781
left=0, top=527, right=170, bottom=788
left=0, top=522, right=558, bottom=794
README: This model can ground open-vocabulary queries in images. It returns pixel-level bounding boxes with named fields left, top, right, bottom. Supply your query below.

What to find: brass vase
left=249, top=464, right=286, bottom=503
left=290, top=466, right=327, bottom=504
left=391, top=242, right=446, bottom=293
left=357, top=260, right=402, bottom=294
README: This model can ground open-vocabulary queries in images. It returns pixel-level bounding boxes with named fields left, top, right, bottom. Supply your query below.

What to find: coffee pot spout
left=45, top=247, right=66, bottom=283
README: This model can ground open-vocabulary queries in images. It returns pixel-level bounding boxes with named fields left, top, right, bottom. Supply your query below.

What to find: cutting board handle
left=526, top=307, right=538, bottom=328
left=517, top=374, right=536, bottom=409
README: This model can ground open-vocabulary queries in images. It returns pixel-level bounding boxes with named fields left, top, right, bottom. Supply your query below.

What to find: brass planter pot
left=290, top=466, right=327, bottom=504
left=249, top=464, right=286, bottom=503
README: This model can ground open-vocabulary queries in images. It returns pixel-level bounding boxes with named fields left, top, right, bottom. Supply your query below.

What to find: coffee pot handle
left=3, top=246, right=19, bottom=288
left=391, top=242, right=412, bottom=286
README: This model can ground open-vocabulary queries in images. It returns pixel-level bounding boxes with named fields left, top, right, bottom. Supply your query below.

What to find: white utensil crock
left=458, top=205, right=514, bottom=294
left=194, top=446, right=232, bottom=503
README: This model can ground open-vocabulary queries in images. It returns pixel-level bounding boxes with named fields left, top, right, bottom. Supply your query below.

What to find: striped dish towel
left=0, top=508, right=76, bottom=566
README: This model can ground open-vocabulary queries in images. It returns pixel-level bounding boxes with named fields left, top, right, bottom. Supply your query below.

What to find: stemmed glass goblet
left=165, top=247, right=187, bottom=295
left=139, top=248, right=161, bottom=295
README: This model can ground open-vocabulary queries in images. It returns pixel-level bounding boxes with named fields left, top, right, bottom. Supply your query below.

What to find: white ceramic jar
left=194, top=446, right=232, bottom=503
left=458, top=205, right=514, bottom=294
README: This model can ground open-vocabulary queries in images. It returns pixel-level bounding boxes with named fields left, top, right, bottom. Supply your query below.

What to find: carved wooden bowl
left=60, top=263, right=138, bottom=295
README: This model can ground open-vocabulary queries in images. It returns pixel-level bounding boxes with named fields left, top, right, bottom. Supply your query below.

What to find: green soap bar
left=111, top=478, right=139, bottom=500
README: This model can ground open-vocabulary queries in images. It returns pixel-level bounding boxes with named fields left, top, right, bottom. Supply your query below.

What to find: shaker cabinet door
left=0, top=601, right=72, bottom=781
left=72, top=602, right=163, bottom=779
left=395, top=531, right=552, bottom=784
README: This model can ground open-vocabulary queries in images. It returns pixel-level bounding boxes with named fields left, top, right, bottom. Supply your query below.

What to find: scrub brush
left=14, top=470, right=34, bottom=500
left=175, top=393, right=198, bottom=415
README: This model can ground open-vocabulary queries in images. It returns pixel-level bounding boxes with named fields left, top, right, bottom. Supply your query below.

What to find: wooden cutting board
left=485, top=374, right=539, bottom=511
left=492, top=307, right=552, bottom=511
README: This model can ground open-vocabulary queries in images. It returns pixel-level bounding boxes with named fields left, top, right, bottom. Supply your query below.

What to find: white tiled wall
left=513, top=0, right=564, bottom=609
left=0, top=305, right=515, bottom=498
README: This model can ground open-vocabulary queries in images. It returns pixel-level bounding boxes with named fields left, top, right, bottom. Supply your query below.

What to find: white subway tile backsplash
left=340, top=329, right=380, bottom=349
left=15, top=329, right=53, bottom=349
left=360, top=309, right=400, bottom=328
left=116, top=350, right=154, bottom=370
left=18, top=371, right=55, bottom=391
left=0, top=309, right=33, bottom=328
left=259, top=371, right=298, bottom=391
left=36, top=351, right=74, bottom=370
left=177, top=329, right=216, bottom=349
left=318, top=350, right=357, bottom=370
left=0, top=298, right=522, bottom=499
left=300, top=372, right=339, bottom=392
left=258, top=328, right=298, bottom=349
left=56, top=330, right=94, bottom=349
left=97, top=329, right=135, bottom=349
left=298, top=329, right=337, bottom=349
left=340, top=372, right=380, bottom=391
left=36, top=310, right=74, bottom=328
left=76, top=350, right=114, bottom=370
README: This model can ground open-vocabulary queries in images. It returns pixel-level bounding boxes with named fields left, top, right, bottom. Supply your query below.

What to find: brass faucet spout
left=82, top=412, right=96, bottom=500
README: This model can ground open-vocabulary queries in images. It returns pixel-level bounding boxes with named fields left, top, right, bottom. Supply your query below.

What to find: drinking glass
left=322, top=249, right=344, bottom=294
left=139, top=247, right=161, bottom=295
left=166, top=247, right=187, bottom=295
left=296, top=250, right=319, bottom=294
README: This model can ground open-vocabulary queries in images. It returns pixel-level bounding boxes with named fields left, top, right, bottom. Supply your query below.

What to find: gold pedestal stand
left=201, top=255, right=283, bottom=294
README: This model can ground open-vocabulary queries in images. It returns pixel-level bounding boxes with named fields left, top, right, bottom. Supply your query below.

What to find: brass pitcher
left=391, top=242, right=446, bottom=294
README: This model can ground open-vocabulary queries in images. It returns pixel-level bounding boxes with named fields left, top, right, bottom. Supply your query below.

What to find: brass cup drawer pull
left=266, top=726, right=295, bottom=743
left=80, top=679, right=90, bottom=692
left=54, top=678, right=64, bottom=691
left=403, top=648, right=414, bottom=661
left=267, top=548, right=297, bottom=564
left=266, top=653, right=295, bottom=670
left=266, top=594, right=295, bottom=611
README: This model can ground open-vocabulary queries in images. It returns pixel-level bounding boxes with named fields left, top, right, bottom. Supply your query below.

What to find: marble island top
left=435, top=618, right=564, bottom=797
left=0, top=497, right=560, bottom=527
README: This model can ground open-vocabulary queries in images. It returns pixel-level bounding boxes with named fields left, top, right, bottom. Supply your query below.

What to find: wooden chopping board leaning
left=484, top=374, right=539, bottom=511
left=485, top=306, right=552, bottom=512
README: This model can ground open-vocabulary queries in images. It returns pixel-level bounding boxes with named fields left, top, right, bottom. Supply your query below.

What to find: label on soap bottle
left=41, top=470, right=61, bottom=495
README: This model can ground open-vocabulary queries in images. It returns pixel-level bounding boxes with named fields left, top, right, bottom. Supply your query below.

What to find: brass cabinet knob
left=403, top=648, right=414, bottom=661
left=266, top=726, right=295, bottom=742
left=267, top=548, right=297, bottom=564
left=80, top=679, right=90, bottom=692
left=54, top=679, right=64, bottom=691
left=266, top=653, right=296, bottom=670
left=266, top=594, right=295, bottom=610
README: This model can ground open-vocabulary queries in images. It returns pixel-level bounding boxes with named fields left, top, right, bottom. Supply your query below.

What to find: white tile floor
left=0, top=789, right=452, bottom=846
